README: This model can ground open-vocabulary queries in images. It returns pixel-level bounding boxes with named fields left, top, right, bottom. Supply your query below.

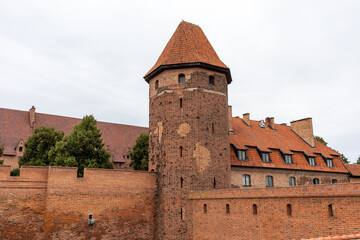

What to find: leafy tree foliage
left=0, top=143, right=3, bottom=157
left=19, top=127, right=65, bottom=167
left=314, top=136, right=328, bottom=146
left=49, top=115, right=113, bottom=176
left=357, top=155, right=360, bottom=164
left=10, top=168, right=20, bottom=176
left=129, top=132, right=149, bottom=171
left=340, top=153, right=349, bottom=164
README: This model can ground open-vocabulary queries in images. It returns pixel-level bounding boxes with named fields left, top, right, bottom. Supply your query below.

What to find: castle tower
left=144, top=21, right=232, bottom=239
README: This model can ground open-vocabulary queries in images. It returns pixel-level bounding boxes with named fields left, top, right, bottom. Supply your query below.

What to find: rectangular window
left=289, top=177, right=296, bottom=186
left=308, top=157, right=316, bottom=166
left=238, top=150, right=247, bottom=161
left=266, top=176, right=273, bottom=187
left=284, top=155, right=293, bottom=164
left=326, top=159, right=334, bottom=168
left=262, top=153, right=271, bottom=163
left=242, top=174, right=251, bottom=187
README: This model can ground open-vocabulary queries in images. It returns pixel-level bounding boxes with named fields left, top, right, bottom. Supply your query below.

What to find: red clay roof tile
left=145, top=21, right=229, bottom=79
left=345, top=164, right=360, bottom=177
left=230, top=117, right=348, bottom=173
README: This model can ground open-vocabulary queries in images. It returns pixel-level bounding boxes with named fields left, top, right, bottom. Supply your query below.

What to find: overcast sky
left=0, top=0, right=359, bottom=162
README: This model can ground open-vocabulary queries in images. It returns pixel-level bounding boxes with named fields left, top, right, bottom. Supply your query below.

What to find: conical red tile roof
left=144, top=21, right=231, bottom=82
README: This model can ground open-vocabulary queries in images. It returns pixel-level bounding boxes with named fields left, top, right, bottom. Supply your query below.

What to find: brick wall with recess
left=0, top=166, right=156, bottom=240
left=188, top=184, right=360, bottom=240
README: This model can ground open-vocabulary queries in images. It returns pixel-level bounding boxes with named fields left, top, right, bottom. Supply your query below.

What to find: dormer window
left=326, top=158, right=334, bottom=168
left=308, top=157, right=316, bottom=166
left=284, top=155, right=293, bottom=164
left=261, top=153, right=271, bottom=163
left=237, top=150, right=247, bottom=161
left=178, top=74, right=185, bottom=83
left=209, top=75, right=215, bottom=85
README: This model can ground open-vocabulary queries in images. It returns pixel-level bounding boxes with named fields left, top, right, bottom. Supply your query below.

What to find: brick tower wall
left=148, top=68, right=231, bottom=239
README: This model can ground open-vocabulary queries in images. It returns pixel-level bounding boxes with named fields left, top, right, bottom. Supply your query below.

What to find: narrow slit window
left=212, top=123, right=214, bottom=134
left=155, top=80, right=159, bottom=89
left=213, top=177, right=216, bottom=188
left=209, top=75, right=215, bottom=85
left=181, top=177, right=184, bottom=189
left=181, top=208, right=183, bottom=220
left=180, top=98, right=183, bottom=108
left=226, top=204, right=230, bottom=214
left=178, top=74, right=185, bottom=83
left=203, top=204, right=207, bottom=213
left=253, top=204, right=257, bottom=215
left=180, top=146, right=183, bottom=157
left=328, top=204, right=334, bottom=217
left=287, top=204, right=292, bottom=216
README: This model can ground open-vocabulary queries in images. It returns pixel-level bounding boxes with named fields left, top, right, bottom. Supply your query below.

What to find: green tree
left=356, top=155, right=360, bottom=164
left=129, top=132, right=149, bottom=170
left=314, top=136, right=328, bottom=146
left=0, top=142, right=3, bottom=157
left=49, top=115, right=113, bottom=176
left=19, top=126, right=65, bottom=167
left=340, top=153, right=349, bottom=164
left=10, top=168, right=20, bottom=176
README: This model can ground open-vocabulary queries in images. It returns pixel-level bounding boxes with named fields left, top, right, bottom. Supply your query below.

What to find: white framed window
left=308, top=157, right=316, bottom=166
left=238, top=150, right=247, bottom=161
left=284, top=155, right=293, bottom=164
left=242, top=174, right=251, bottom=187
left=266, top=175, right=273, bottom=187
left=289, top=177, right=296, bottom=186
left=326, top=159, right=334, bottom=168
left=262, top=153, right=271, bottom=163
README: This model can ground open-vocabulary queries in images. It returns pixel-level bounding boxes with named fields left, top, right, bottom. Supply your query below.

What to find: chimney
left=266, top=117, right=275, bottom=129
left=29, top=106, right=36, bottom=128
left=290, top=118, right=314, bottom=147
left=243, top=113, right=250, bottom=126
left=228, top=106, right=233, bottom=132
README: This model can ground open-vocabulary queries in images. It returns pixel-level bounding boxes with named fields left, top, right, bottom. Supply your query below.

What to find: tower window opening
left=178, top=74, right=185, bottom=83
left=328, top=204, right=334, bottom=217
left=155, top=80, right=159, bottom=89
left=213, top=177, right=216, bottom=188
left=180, top=98, right=183, bottom=108
left=180, top=146, right=183, bottom=157
left=212, top=123, right=214, bottom=134
left=19, top=147, right=23, bottom=152
left=203, top=204, right=207, bottom=213
left=209, top=75, right=215, bottom=85
left=253, top=204, right=257, bottom=215
left=180, top=177, right=184, bottom=189
left=226, top=204, right=230, bottom=214
left=181, top=208, right=183, bottom=220
left=287, top=204, right=292, bottom=216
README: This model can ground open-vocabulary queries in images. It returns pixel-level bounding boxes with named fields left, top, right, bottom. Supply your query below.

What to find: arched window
left=266, top=176, right=273, bottom=187
left=287, top=204, right=292, bottom=216
left=209, top=75, right=215, bottom=85
left=289, top=177, right=296, bottom=186
left=155, top=80, right=159, bottom=89
left=253, top=204, right=257, bottom=215
left=242, top=174, right=251, bottom=187
left=313, top=178, right=319, bottom=185
left=178, top=74, right=185, bottom=83
left=328, top=204, right=334, bottom=217
left=332, top=179, right=337, bottom=184
left=226, top=204, right=230, bottom=214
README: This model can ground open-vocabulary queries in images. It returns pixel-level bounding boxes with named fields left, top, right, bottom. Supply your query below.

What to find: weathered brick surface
left=148, top=68, right=231, bottom=239
left=231, top=166, right=349, bottom=188
left=189, top=183, right=360, bottom=240
left=0, top=166, right=156, bottom=240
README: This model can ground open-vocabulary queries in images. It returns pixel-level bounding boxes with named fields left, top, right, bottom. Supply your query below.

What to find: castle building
left=1, top=21, right=360, bottom=240
left=0, top=106, right=147, bottom=169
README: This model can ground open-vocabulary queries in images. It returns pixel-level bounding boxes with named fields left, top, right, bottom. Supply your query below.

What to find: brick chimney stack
left=290, top=118, right=314, bottom=147
left=243, top=113, right=250, bottom=126
left=228, top=106, right=233, bottom=132
left=266, top=117, right=275, bottom=129
left=29, top=106, right=36, bottom=128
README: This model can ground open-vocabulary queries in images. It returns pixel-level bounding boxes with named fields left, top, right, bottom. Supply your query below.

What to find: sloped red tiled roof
left=230, top=117, right=348, bottom=173
left=0, top=107, right=148, bottom=164
left=145, top=21, right=229, bottom=81
left=345, top=164, right=360, bottom=177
